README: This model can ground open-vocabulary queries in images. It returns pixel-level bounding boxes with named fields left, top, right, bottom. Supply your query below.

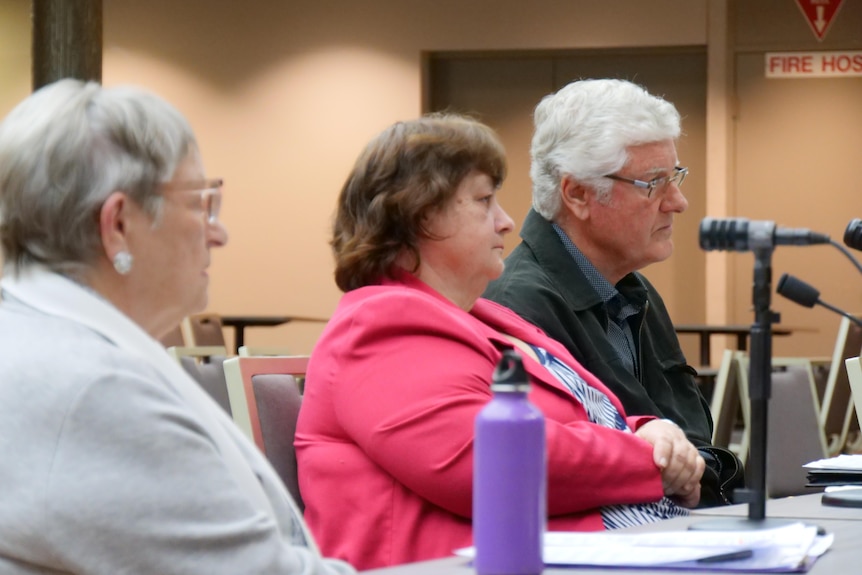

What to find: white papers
left=804, top=455, right=862, bottom=487
left=456, top=522, right=832, bottom=572
left=804, top=454, right=862, bottom=470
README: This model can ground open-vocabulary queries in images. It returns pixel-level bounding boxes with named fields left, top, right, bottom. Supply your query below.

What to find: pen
left=696, top=549, right=754, bottom=563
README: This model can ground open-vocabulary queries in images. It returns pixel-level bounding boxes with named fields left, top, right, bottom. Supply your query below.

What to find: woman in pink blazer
left=295, top=114, right=704, bottom=570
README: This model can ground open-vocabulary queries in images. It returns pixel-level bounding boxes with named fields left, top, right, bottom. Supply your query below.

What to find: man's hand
left=634, top=419, right=705, bottom=508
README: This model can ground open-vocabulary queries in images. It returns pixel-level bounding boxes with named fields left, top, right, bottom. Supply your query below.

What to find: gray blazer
left=0, top=289, right=353, bottom=575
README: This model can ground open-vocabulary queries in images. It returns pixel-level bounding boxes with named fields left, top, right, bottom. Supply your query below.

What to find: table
left=691, top=491, right=862, bottom=521
left=674, top=324, right=801, bottom=367
left=361, top=493, right=862, bottom=574
left=220, top=315, right=328, bottom=354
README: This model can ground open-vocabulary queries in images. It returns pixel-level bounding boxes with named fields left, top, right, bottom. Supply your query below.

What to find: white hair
left=530, top=78, right=681, bottom=220
left=0, top=79, right=197, bottom=275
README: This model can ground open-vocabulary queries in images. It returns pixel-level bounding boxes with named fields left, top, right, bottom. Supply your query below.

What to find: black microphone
left=844, top=219, right=862, bottom=251
left=700, top=217, right=831, bottom=252
left=776, top=273, right=862, bottom=328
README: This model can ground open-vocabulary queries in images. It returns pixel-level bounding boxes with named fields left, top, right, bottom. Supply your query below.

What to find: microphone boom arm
left=830, top=239, right=862, bottom=277
left=818, top=298, right=862, bottom=329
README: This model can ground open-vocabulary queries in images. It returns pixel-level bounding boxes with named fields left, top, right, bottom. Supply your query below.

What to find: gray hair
left=530, top=78, right=681, bottom=220
left=0, top=79, right=197, bottom=275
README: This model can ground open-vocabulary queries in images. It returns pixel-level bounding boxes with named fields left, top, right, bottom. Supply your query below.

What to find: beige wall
left=428, top=49, right=710, bottom=362
left=1, top=0, right=860, bottom=360
left=0, top=1, right=30, bottom=135
left=731, top=0, right=862, bottom=358
left=0, top=0, right=708, bottom=352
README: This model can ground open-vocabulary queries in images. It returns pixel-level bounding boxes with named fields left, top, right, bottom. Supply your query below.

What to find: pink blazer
left=296, top=273, right=664, bottom=570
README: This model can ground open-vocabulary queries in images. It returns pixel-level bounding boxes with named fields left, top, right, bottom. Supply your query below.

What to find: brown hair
left=332, top=113, right=507, bottom=292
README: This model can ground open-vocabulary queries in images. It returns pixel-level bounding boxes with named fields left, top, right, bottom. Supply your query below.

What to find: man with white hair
left=485, top=78, right=742, bottom=506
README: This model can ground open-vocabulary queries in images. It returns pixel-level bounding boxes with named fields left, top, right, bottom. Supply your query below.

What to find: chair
left=237, top=347, right=306, bottom=391
left=818, top=316, right=862, bottom=455
left=766, top=365, right=829, bottom=497
left=731, top=355, right=827, bottom=496
left=167, top=346, right=232, bottom=414
left=843, top=356, right=862, bottom=447
left=238, top=345, right=292, bottom=357
left=709, top=349, right=744, bottom=450
left=183, top=313, right=227, bottom=347
left=223, top=355, right=310, bottom=509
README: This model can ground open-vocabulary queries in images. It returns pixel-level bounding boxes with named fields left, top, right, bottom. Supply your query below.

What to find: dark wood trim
left=32, top=0, right=102, bottom=90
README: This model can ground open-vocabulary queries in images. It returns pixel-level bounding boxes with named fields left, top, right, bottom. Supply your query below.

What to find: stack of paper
left=804, top=454, right=862, bottom=486
left=457, top=522, right=832, bottom=572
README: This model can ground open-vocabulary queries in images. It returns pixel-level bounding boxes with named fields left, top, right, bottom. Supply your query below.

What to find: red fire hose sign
left=795, top=0, right=845, bottom=41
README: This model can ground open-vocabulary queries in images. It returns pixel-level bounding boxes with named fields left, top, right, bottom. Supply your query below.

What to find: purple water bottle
left=473, top=349, right=546, bottom=575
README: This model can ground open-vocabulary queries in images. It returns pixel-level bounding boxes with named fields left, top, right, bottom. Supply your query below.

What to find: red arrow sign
left=795, top=0, right=845, bottom=41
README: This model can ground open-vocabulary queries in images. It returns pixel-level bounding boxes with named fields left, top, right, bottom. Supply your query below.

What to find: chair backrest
left=766, top=365, right=829, bottom=497
left=710, top=349, right=743, bottom=449
left=820, top=316, right=862, bottom=454
left=167, top=346, right=231, bottom=414
left=237, top=347, right=307, bottom=392
left=732, top=355, right=828, bottom=496
left=183, top=313, right=227, bottom=347
left=238, top=345, right=292, bottom=357
left=223, top=355, right=310, bottom=509
left=844, top=356, right=862, bottom=445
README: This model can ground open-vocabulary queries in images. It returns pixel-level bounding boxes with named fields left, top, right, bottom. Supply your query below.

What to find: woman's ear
left=560, top=175, right=591, bottom=221
left=98, top=192, right=131, bottom=261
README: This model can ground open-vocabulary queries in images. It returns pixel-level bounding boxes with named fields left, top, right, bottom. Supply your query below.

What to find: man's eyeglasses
left=604, top=166, right=688, bottom=199
left=159, top=178, right=223, bottom=223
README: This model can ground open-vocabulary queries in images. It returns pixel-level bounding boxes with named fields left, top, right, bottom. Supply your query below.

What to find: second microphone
left=700, top=217, right=830, bottom=252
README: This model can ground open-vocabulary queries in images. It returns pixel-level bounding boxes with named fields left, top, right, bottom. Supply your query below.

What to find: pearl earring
left=113, top=251, right=133, bottom=275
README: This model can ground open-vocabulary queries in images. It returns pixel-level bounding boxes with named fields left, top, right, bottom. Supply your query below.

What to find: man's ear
left=560, top=175, right=591, bottom=221
left=98, top=192, right=131, bottom=261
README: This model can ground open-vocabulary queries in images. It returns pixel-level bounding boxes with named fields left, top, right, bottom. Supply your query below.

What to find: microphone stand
left=691, top=247, right=791, bottom=530
left=738, top=247, right=775, bottom=521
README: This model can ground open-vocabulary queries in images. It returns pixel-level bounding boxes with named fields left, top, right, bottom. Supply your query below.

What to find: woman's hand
left=634, top=419, right=705, bottom=508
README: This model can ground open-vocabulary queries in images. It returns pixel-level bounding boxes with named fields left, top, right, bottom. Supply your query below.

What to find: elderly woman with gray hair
left=0, top=79, right=353, bottom=575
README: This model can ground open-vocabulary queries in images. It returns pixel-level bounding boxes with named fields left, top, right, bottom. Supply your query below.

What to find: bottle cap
left=492, top=349, right=530, bottom=392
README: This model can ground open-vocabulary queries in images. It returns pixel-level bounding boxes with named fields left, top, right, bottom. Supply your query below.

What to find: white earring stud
left=113, top=251, right=133, bottom=275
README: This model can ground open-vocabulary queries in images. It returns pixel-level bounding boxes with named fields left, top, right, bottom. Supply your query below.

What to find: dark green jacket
left=485, top=209, right=714, bottom=446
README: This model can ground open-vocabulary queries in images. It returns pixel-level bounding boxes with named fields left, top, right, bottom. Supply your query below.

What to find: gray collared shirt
left=552, top=223, right=643, bottom=378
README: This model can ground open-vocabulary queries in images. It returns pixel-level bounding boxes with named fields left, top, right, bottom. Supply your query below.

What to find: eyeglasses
left=604, top=166, right=688, bottom=199
left=159, top=178, right=223, bottom=223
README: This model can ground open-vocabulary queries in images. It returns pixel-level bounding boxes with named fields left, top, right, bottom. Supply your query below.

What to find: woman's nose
left=208, top=220, right=229, bottom=247
left=497, top=205, right=515, bottom=234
